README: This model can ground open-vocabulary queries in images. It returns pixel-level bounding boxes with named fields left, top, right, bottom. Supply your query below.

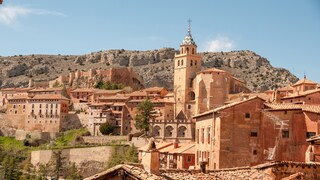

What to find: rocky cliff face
left=0, top=48, right=298, bottom=91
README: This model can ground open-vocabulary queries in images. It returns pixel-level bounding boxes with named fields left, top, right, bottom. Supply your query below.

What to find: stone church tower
left=174, top=20, right=202, bottom=120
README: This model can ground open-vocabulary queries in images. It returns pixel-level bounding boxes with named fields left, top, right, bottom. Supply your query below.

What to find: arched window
left=178, top=60, right=180, bottom=66
left=177, top=126, right=187, bottom=137
left=186, top=47, right=189, bottom=53
left=181, top=48, right=184, bottom=54
left=192, top=48, right=195, bottom=54
left=190, top=60, right=193, bottom=66
left=195, top=60, right=197, bottom=66
left=165, top=126, right=174, bottom=137
left=181, top=60, right=184, bottom=66
left=189, top=91, right=195, bottom=100
left=153, top=126, right=161, bottom=137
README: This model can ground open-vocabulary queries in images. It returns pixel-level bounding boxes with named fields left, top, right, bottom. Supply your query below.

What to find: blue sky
left=0, top=0, right=319, bottom=83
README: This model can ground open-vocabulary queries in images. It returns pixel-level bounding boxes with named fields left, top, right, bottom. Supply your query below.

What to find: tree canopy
left=95, top=81, right=124, bottom=90
left=99, top=122, right=114, bottom=135
left=134, top=98, right=155, bottom=135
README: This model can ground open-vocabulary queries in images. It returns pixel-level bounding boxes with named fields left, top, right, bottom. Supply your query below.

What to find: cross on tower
left=188, top=18, right=192, bottom=35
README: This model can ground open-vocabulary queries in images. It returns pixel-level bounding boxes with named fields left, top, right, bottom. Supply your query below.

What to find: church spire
left=181, top=19, right=197, bottom=46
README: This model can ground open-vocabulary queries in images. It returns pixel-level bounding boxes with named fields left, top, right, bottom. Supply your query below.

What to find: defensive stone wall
left=31, top=146, right=113, bottom=166
left=15, top=129, right=58, bottom=140
left=82, top=136, right=127, bottom=144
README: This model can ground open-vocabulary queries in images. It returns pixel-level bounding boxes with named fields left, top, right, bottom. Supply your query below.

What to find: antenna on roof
left=304, top=72, right=306, bottom=79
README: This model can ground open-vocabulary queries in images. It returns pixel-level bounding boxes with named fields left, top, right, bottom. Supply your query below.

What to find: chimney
left=173, top=139, right=179, bottom=149
left=141, top=138, right=160, bottom=175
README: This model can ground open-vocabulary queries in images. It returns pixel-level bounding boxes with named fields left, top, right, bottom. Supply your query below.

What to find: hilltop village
left=1, top=24, right=320, bottom=179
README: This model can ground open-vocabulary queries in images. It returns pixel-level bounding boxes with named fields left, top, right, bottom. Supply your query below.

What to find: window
left=282, top=130, right=289, bottom=138
left=207, top=128, right=211, bottom=144
left=250, top=132, right=258, bottom=137
left=195, top=60, right=197, bottom=66
left=201, top=128, right=204, bottom=144
left=188, top=105, right=192, bottom=109
left=190, top=60, right=193, bottom=66
left=253, top=150, right=257, bottom=155
left=192, top=48, right=195, bottom=54
left=284, top=110, right=287, bottom=115
left=178, top=60, right=180, bottom=66
left=306, top=132, right=316, bottom=138
left=245, top=113, right=250, bottom=118
left=181, top=60, right=183, bottom=66
left=196, top=129, right=199, bottom=143
left=187, top=156, right=192, bottom=162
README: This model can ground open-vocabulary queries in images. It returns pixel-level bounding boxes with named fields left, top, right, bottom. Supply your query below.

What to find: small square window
left=282, top=130, right=289, bottom=138
left=250, top=132, right=258, bottom=137
left=253, top=150, right=257, bottom=155
left=245, top=113, right=250, bottom=118
left=306, top=132, right=316, bottom=138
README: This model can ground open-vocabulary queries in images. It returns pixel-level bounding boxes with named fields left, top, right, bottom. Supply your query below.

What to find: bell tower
left=174, top=19, right=202, bottom=120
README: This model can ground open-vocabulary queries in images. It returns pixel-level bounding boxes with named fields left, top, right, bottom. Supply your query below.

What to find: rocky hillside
left=0, top=48, right=298, bottom=91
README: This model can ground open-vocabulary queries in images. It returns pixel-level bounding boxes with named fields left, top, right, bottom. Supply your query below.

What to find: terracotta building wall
left=218, top=98, right=264, bottom=169
left=6, top=101, right=27, bottom=129
left=25, top=99, right=69, bottom=133
left=260, top=110, right=320, bottom=162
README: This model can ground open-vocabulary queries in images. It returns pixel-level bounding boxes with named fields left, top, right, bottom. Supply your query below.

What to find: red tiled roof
left=29, top=87, right=63, bottom=92
left=169, top=143, right=195, bottom=154
left=281, top=89, right=320, bottom=99
left=128, top=90, right=148, bottom=96
left=144, top=87, right=166, bottom=92
left=99, top=94, right=129, bottom=100
left=292, top=78, right=317, bottom=86
left=138, top=142, right=172, bottom=152
left=264, top=103, right=302, bottom=110
left=71, top=88, right=95, bottom=93
left=264, top=103, right=320, bottom=114
left=94, top=89, right=123, bottom=94
left=29, top=94, right=69, bottom=101
left=197, top=68, right=227, bottom=74
left=193, top=96, right=265, bottom=118
left=8, top=95, right=29, bottom=100
left=277, top=85, right=294, bottom=91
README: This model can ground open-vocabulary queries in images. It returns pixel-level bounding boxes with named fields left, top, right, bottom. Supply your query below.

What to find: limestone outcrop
left=0, top=49, right=298, bottom=91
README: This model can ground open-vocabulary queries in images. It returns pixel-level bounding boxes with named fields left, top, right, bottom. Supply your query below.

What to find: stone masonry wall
left=82, top=136, right=127, bottom=144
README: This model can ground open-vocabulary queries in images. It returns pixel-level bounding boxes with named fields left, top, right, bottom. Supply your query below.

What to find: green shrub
left=99, top=122, right=114, bottom=135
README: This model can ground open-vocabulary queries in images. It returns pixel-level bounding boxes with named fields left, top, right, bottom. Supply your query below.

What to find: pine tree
left=134, top=98, right=155, bottom=137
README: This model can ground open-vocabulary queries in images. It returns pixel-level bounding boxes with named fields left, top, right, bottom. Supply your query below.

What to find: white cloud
left=204, top=36, right=235, bottom=52
left=0, top=5, right=66, bottom=27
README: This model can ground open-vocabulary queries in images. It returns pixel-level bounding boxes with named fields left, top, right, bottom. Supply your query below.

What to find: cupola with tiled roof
left=181, top=19, right=197, bottom=46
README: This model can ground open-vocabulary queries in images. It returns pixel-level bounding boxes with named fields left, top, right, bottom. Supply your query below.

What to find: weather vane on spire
left=188, top=18, right=192, bottom=35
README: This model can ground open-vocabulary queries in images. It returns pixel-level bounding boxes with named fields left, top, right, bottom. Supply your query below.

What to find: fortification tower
left=174, top=19, right=202, bottom=120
